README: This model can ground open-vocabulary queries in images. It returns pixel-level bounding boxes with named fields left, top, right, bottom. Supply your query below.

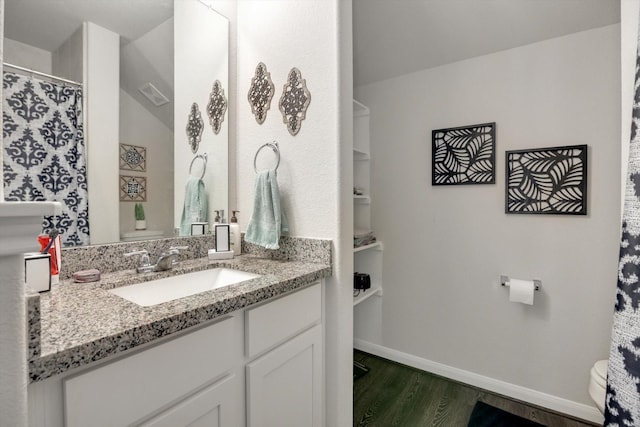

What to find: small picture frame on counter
left=215, top=224, right=231, bottom=252
left=191, top=222, right=208, bottom=236
left=25, top=252, right=51, bottom=293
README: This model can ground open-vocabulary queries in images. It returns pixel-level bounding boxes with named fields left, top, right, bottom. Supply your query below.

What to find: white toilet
left=588, top=359, right=608, bottom=414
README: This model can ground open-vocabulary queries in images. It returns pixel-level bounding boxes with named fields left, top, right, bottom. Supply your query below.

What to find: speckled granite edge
left=242, top=235, right=332, bottom=264
left=58, top=235, right=215, bottom=280
left=28, top=235, right=332, bottom=381
left=26, top=291, right=40, bottom=360
left=59, top=235, right=332, bottom=280
left=28, top=241, right=332, bottom=384
left=28, top=268, right=329, bottom=383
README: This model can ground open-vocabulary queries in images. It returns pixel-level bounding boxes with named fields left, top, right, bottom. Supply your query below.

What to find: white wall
left=622, top=0, right=640, bottom=212
left=120, top=18, right=173, bottom=131
left=119, top=90, right=174, bottom=238
left=235, top=1, right=351, bottom=425
left=53, top=26, right=83, bottom=83
left=4, top=38, right=51, bottom=73
left=174, top=0, right=229, bottom=231
left=85, top=22, right=120, bottom=244
left=208, top=1, right=237, bottom=213
left=356, top=24, right=620, bottom=418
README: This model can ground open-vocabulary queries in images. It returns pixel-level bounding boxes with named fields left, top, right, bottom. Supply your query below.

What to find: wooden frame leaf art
left=119, top=143, right=146, bottom=172
left=119, top=175, right=147, bottom=202
left=432, top=122, right=496, bottom=185
left=505, top=145, right=587, bottom=215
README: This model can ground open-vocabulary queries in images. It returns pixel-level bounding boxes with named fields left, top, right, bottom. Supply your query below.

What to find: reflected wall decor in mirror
left=2, top=0, right=229, bottom=246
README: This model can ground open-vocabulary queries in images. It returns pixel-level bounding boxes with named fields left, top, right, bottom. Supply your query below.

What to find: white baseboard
left=354, top=339, right=604, bottom=425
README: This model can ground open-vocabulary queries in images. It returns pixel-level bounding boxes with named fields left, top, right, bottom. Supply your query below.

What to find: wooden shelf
left=353, top=284, right=382, bottom=306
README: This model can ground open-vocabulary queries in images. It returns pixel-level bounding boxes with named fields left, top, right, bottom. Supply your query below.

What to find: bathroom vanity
left=26, top=237, right=331, bottom=427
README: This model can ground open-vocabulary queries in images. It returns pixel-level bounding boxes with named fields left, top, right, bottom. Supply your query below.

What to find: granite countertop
left=29, top=254, right=331, bottom=382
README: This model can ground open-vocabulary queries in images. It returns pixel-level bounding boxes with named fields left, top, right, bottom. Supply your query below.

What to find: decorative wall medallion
left=206, top=80, right=227, bottom=134
left=505, top=144, right=587, bottom=215
left=119, top=175, right=147, bottom=201
left=248, top=62, right=275, bottom=124
left=119, top=143, right=146, bottom=171
left=432, top=122, right=496, bottom=185
left=186, top=102, right=204, bottom=153
left=279, top=67, right=311, bottom=136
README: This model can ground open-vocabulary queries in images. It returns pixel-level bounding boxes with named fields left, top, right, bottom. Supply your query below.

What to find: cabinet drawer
left=64, top=316, right=237, bottom=427
left=245, top=282, right=321, bottom=358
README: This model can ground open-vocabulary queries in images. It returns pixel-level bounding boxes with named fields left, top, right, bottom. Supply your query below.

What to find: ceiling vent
left=138, top=82, right=169, bottom=107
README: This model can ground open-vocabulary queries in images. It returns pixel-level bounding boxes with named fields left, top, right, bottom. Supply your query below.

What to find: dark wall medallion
left=279, top=67, right=311, bottom=136
left=186, top=102, right=204, bottom=153
left=432, top=122, right=496, bottom=185
left=505, top=144, right=587, bottom=215
left=206, top=80, right=227, bottom=135
left=248, top=62, right=275, bottom=124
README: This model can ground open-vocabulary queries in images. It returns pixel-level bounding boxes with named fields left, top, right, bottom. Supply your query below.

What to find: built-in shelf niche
left=353, top=99, right=382, bottom=309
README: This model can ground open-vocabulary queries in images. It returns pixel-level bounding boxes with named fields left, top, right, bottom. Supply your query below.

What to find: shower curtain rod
left=2, top=62, right=82, bottom=87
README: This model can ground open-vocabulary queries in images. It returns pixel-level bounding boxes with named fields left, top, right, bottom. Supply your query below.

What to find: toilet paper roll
left=509, top=278, right=535, bottom=305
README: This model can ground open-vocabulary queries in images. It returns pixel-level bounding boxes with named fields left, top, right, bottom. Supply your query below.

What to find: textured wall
left=621, top=0, right=640, bottom=213
left=174, top=1, right=229, bottom=231
left=356, top=25, right=620, bottom=409
left=119, top=90, right=174, bottom=238
left=235, top=2, right=351, bottom=425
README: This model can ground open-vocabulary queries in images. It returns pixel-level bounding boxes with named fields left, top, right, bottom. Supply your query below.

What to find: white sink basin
left=108, top=268, right=261, bottom=306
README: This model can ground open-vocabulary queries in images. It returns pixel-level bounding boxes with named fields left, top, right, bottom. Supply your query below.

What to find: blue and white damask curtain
left=605, top=17, right=640, bottom=426
left=2, top=72, right=89, bottom=246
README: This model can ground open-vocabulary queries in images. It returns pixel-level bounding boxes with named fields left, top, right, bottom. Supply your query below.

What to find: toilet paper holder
left=500, top=275, right=541, bottom=291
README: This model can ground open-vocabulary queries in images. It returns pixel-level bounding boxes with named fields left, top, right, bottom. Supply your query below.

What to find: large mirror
left=2, top=0, right=229, bottom=246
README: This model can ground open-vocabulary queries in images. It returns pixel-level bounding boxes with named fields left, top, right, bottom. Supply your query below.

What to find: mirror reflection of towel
left=179, top=176, right=207, bottom=236
left=245, top=169, right=288, bottom=249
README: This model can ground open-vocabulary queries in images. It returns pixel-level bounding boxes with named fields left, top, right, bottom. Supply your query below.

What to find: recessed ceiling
left=353, top=0, right=620, bottom=87
left=4, top=0, right=173, bottom=51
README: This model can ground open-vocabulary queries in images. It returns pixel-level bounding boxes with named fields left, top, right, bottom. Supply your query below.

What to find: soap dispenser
left=213, top=210, right=221, bottom=228
left=230, top=211, right=241, bottom=255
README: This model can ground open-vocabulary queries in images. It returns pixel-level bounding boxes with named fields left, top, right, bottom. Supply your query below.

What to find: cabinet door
left=64, top=317, right=237, bottom=427
left=140, top=374, right=241, bottom=427
left=246, top=325, right=323, bottom=427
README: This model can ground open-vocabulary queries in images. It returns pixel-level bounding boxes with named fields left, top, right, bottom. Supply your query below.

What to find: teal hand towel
left=245, top=169, right=288, bottom=249
left=179, top=176, right=208, bottom=236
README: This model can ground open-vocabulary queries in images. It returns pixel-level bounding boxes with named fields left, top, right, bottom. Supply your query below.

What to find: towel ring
left=189, top=153, right=207, bottom=179
left=254, top=141, right=280, bottom=173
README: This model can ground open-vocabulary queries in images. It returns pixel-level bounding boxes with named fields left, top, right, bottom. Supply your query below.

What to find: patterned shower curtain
left=2, top=72, right=89, bottom=246
left=605, top=18, right=640, bottom=426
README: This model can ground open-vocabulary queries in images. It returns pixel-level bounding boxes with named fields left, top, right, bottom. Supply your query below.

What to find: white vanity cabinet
left=28, top=281, right=323, bottom=427
left=138, top=374, right=238, bottom=427
left=63, top=315, right=243, bottom=427
left=245, top=283, right=323, bottom=427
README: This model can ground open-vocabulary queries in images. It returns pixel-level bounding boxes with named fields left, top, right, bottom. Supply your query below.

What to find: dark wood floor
left=353, top=350, right=599, bottom=427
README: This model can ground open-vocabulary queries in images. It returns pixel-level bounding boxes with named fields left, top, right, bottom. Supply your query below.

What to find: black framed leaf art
left=432, top=122, right=496, bottom=185
left=505, top=144, right=587, bottom=215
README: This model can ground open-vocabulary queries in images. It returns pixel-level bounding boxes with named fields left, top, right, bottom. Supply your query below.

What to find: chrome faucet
left=154, top=246, right=181, bottom=271
left=124, top=249, right=154, bottom=273
left=125, top=246, right=188, bottom=273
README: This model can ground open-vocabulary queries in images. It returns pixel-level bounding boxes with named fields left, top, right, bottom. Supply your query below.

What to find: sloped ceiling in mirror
left=120, top=18, right=174, bottom=131
left=5, top=0, right=175, bottom=130
left=5, top=0, right=172, bottom=50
